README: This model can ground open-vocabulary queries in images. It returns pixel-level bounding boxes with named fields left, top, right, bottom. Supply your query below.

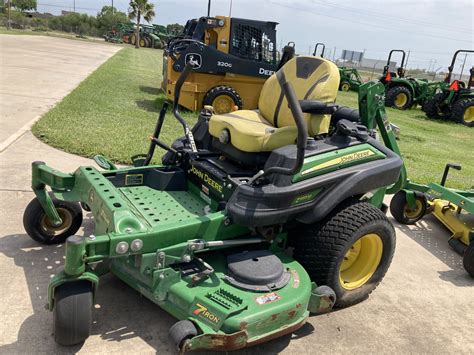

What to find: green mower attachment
left=390, top=163, right=474, bottom=276
left=24, top=57, right=405, bottom=351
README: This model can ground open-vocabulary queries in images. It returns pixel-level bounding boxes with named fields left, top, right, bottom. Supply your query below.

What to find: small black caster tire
left=169, top=320, right=198, bottom=351
left=53, top=281, right=93, bottom=346
left=23, top=197, right=83, bottom=245
left=390, top=190, right=427, bottom=225
left=463, top=243, right=474, bottom=277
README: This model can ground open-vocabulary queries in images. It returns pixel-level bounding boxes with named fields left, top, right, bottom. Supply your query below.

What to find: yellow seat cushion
left=208, top=56, right=339, bottom=153
left=209, top=110, right=297, bottom=152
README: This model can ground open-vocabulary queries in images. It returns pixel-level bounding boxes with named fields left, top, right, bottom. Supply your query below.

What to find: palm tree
left=128, top=0, right=155, bottom=49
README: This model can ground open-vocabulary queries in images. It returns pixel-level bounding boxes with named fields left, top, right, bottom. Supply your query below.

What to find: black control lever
left=336, top=119, right=369, bottom=141
left=173, top=62, right=198, bottom=152
left=440, top=163, right=461, bottom=186
left=299, top=100, right=338, bottom=115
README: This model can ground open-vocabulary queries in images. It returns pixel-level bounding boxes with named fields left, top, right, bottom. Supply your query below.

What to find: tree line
left=0, top=1, right=183, bottom=39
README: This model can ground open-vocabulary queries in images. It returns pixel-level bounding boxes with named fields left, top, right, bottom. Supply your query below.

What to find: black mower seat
left=208, top=56, right=339, bottom=153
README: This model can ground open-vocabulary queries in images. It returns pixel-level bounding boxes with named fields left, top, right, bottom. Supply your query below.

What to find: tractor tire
left=389, top=190, right=427, bottom=225
left=23, top=197, right=83, bottom=245
left=203, top=86, right=243, bottom=114
left=339, top=81, right=351, bottom=92
left=53, top=281, right=93, bottom=346
left=463, top=243, right=474, bottom=277
left=385, top=86, right=413, bottom=110
left=291, top=200, right=396, bottom=308
left=451, top=98, right=474, bottom=127
left=423, top=92, right=446, bottom=119
left=139, top=37, right=147, bottom=47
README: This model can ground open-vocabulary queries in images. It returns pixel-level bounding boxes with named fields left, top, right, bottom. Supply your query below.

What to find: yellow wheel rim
left=464, top=106, right=474, bottom=123
left=212, top=95, right=235, bottom=114
left=403, top=199, right=423, bottom=219
left=341, top=83, right=350, bottom=92
left=339, top=233, right=383, bottom=290
left=40, top=208, right=73, bottom=237
left=394, top=93, right=408, bottom=107
left=140, top=39, right=146, bottom=47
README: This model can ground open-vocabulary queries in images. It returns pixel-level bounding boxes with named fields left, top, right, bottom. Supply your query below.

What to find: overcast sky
left=37, top=0, right=473, bottom=71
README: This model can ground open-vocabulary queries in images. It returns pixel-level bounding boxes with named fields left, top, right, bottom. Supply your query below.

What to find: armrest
left=299, top=100, right=338, bottom=114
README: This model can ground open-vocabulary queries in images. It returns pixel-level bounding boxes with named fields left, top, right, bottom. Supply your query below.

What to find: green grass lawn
left=33, top=47, right=473, bottom=189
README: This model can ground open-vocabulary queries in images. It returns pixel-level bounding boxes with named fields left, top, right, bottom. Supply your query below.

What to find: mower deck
left=110, top=249, right=313, bottom=351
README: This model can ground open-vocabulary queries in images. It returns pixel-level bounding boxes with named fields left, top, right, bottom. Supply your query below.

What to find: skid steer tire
left=291, top=200, right=396, bottom=308
left=203, top=86, right=243, bottom=114
left=385, top=86, right=412, bottom=110
left=451, top=98, right=474, bottom=127
left=23, top=197, right=83, bottom=245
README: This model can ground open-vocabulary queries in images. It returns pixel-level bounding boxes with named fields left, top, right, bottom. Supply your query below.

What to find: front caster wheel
left=169, top=320, right=198, bottom=351
left=53, top=281, right=93, bottom=346
left=23, top=197, right=83, bottom=244
left=292, top=201, right=396, bottom=308
left=389, top=190, right=427, bottom=225
left=463, top=243, right=474, bottom=277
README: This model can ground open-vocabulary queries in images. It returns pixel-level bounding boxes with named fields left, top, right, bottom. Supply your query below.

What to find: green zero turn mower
left=390, top=163, right=474, bottom=276
left=380, top=49, right=443, bottom=110
left=23, top=56, right=406, bottom=351
left=422, top=49, right=474, bottom=127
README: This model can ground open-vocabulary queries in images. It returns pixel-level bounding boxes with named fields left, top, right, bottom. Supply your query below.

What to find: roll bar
left=313, top=43, right=326, bottom=58
left=383, top=49, right=406, bottom=78
left=445, top=49, right=474, bottom=84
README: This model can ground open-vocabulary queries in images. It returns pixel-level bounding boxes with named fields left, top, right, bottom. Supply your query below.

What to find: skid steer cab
left=162, top=15, right=296, bottom=114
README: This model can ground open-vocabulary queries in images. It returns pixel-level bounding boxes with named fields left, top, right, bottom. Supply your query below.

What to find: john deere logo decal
left=301, top=149, right=376, bottom=176
left=193, top=303, right=220, bottom=324
left=185, top=53, right=202, bottom=69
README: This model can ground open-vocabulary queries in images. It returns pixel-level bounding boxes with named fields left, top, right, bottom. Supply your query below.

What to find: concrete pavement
left=0, top=35, right=473, bottom=354
left=0, top=35, right=120, bottom=149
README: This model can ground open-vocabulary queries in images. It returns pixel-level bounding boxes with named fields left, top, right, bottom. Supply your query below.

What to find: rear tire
left=23, top=197, right=83, bottom=245
left=53, top=281, right=93, bottom=346
left=389, top=190, right=427, bottom=225
left=423, top=92, right=446, bottom=119
left=291, top=201, right=396, bottom=308
left=451, top=98, right=474, bottom=127
left=385, top=86, right=412, bottom=110
left=463, top=243, right=474, bottom=277
left=203, top=86, right=243, bottom=114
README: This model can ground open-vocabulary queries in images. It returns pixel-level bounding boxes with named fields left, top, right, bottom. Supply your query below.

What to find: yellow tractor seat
left=208, top=56, right=340, bottom=153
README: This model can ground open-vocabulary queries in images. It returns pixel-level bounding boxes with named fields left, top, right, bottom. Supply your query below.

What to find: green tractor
left=104, top=22, right=135, bottom=44
left=380, top=49, right=442, bottom=110
left=130, top=24, right=163, bottom=48
left=22, top=57, right=406, bottom=351
left=422, top=49, right=474, bottom=127
left=338, top=67, right=363, bottom=92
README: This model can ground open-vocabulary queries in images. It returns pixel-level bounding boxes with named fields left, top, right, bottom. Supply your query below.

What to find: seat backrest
left=258, top=56, right=340, bottom=135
